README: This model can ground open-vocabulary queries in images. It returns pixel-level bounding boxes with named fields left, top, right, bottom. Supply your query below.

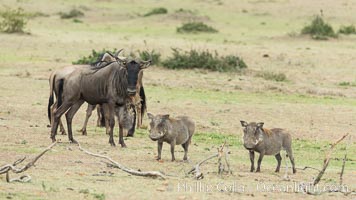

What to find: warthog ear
left=162, top=114, right=170, bottom=120
left=147, top=113, right=154, bottom=120
left=240, top=120, right=248, bottom=127
left=257, top=122, right=264, bottom=129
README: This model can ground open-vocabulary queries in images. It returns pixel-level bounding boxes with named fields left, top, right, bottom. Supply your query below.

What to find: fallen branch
left=188, top=141, right=231, bottom=179
left=312, top=133, right=349, bottom=186
left=295, top=166, right=321, bottom=172
left=77, top=143, right=166, bottom=180
left=0, top=142, right=57, bottom=183
left=301, top=133, right=349, bottom=195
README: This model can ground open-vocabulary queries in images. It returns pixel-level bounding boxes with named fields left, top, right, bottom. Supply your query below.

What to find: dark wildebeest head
left=123, top=57, right=151, bottom=96
left=147, top=113, right=170, bottom=141
left=240, top=121, right=265, bottom=150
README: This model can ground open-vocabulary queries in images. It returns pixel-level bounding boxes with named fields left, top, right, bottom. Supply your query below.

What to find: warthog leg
left=275, top=153, right=282, bottom=172
left=249, top=150, right=255, bottom=172
left=286, top=147, right=296, bottom=174
left=170, top=139, right=176, bottom=162
left=65, top=100, right=84, bottom=144
left=157, top=141, right=163, bottom=160
left=256, top=151, right=265, bottom=172
left=182, top=136, right=192, bottom=161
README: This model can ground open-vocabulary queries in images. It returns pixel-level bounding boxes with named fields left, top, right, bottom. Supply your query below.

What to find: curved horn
left=114, top=49, right=125, bottom=62
left=140, top=52, right=152, bottom=69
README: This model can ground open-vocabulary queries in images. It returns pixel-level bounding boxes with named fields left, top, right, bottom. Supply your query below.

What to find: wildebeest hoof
left=256, top=169, right=260, bottom=173
left=69, top=139, right=78, bottom=144
left=275, top=169, right=280, bottom=173
left=293, top=169, right=297, bottom=174
left=171, top=158, right=175, bottom=162
left=109, top=142, right=116, bottom=147
left=120, top=143, right=127, bottom=148
left=61, top=131, right=67, bottom=135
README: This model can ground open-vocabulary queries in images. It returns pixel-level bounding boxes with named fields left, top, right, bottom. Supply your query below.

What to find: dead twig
left=340, top=135, right=351, bottom=186
left=296, top=166, right=321, bottom=172
left=78, top=143, right=166, bottom=180
left=0, top=142, right=57, bottom=183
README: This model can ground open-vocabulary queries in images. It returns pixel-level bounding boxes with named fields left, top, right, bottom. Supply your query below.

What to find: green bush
left=143, top=7, right=167, bottom=17
left=72, top=49, right=117, bottom=65
left=177, top=22, right=218, bottom=33
left=338, top=25, right=356, bottom=35
left=0, top=8, right=28, bottom=33
left=138, top=50, right=161, bottom=66
left=301, top=15, right=336, bottom=40
left=256, top=71, right=287, bottom=82
left=162, top=48, right=247, bottom=72
left=59, top=9, right=84, bottom=19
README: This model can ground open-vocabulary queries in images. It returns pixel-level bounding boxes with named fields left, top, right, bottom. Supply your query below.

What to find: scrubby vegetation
left=338, top=25, right=356, bottom=35
left=256, top=71, right=287, bottom=82
left=162, top=48, right=247, bottom=72
left=143, top=7, right=168, bottom=17
left=0, top=7, right=28, bottom=33
left=177, top=22, right=218, bottom=33
left=72, top=49, right=118, bottom=65
left=59, top=9, right=84, bottom=19
left=301, top=15, right=336, bottom=40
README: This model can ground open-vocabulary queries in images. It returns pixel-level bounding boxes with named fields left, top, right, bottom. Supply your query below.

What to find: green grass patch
left=162, top=48, right=247, bottom=72
left=338, top=81, right=356, bottom=87
left=177, top=22, right=218, bottom=33
left=256, top=71, right=288, bottom=82
left=338, top=25, right=356, bottom=35
left=301, top=15, right=337, bottom=40
left=143, top=7, right=168, bottom=17
left=194, top=132, right=241, bottom=146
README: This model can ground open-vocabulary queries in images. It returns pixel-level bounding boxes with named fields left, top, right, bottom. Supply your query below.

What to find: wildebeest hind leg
left=59, top=118, right=66, bottom=135
left=65, top=100, right=84, bottom=143
left=50, top=102, right=72, bottom=142
left=118, top=122, right=127, bottom=148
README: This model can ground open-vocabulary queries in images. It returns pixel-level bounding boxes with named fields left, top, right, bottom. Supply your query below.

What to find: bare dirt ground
left=0, top=0, right=355, bottom=199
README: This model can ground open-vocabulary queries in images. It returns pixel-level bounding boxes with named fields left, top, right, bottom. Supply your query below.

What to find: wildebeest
left=147, top=113, right=195, bottom=161
left=78, top=69, right=146, bottom=137
left=47, top=51, right=123, bottom=135
left=50, top=53, right=151, bottom=147
left=240, top=121, right=296, bottom=173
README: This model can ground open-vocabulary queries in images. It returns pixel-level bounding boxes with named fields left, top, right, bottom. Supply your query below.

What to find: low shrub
left=72, top=49, right=117, bottom=65
left=301, top=15, right=336, bottom=40
left=338, top=25, right=356, bottom=35
left=162, top=48, right=247, bottom=72
left=0, top=7, right=28, bottom=33
left=256, top=71, right=287, bottom=82
left=177, top=22, right=218, bottom=33
left=59, top=9, right=84, bottom=19
left=143, top=7, right=167, bottom=17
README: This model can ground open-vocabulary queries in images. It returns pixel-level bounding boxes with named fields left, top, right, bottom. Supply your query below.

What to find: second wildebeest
left=240, top=121, right=296, bottom=173
left=147, top=113, right=195, bottom=161
left=50, top=53, right=151, bottom=147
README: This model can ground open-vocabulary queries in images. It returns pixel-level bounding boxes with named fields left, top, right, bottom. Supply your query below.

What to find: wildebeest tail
left=140, top=86, right=147, bottom=119
left=57, top=79, right=64, bottom=108
left=127, top=104, right=136, bottom=137
left=47, top=75, right=55, bottom=123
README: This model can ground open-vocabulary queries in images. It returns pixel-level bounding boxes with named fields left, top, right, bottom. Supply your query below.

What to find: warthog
left=147, top=113, right=195, bottom=161
left=240, top=121, right=296, bottom=174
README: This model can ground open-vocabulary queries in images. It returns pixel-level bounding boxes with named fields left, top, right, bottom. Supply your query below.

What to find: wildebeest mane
left=111, top=66, right=129, bottom=99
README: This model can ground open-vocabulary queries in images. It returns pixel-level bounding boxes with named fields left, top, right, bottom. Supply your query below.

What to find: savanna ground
left=0, top=0, right=355, bottom=199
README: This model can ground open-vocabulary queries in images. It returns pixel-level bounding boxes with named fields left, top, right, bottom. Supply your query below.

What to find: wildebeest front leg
left=249, top=150, right=255, bottom=172
left=275, top=153, right=282, bottom=172
left=65, top=100, right=84, bottom=143
left=256, top=151, right=265, bottom=172
left=79, top=104, right=95, bottom=135
left=102, top=104, right=115, bottom=146
left=170, top=139, right=176, bottom=161
left=118, top=122, right=127, bottom=148
left=157, top=141, right=163, bottom=160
